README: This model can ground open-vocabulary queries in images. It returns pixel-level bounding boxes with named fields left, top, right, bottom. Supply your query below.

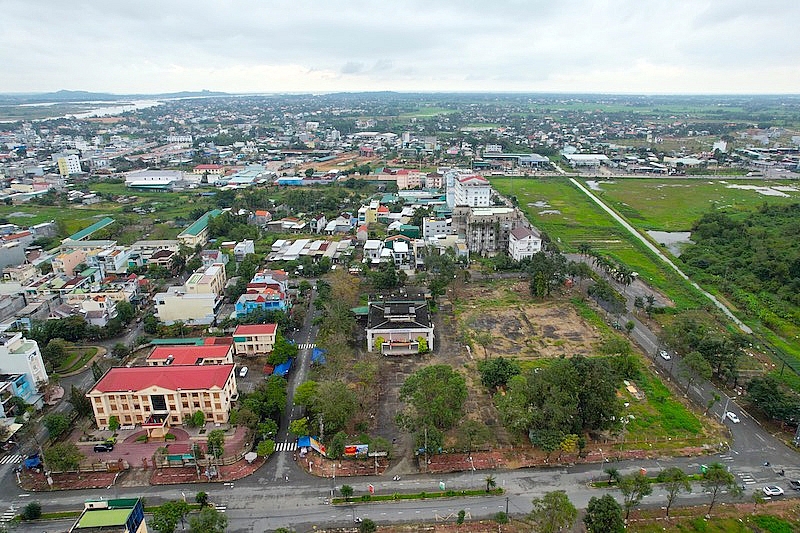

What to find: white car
left=725, top=412, right=740, bottom=423
left=763, top=486, right=784, bottom=496
left=239, top=366, right=249, bottom=378
left=659, top=350, right=671, bottom=361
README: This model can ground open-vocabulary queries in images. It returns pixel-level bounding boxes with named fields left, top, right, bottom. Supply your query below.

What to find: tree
left=584, top=494, right=624, bottom=533
left=256, top=419, right=279, bottom=440
left=340, top=484, right=354, bottom=501
left=108, top=415, right=120, bottom=432
left=256, top=439, right=276, bottom=457
left=20, top=501, right=41, bottom=520
left=529, top=490, right=577, bottom=533
left=111, top=342, right=129, bottom=358
left=704, top=392, right=721, bottom=416
left=328, top=431, right=348, bottom=459
left=91, top=360, right=106, bottom=382
left=657, top=467, right=690, bottom=518
left=484, top=474, right=496, bottom=492
left=70, top=385, right=93, bottom=418
left=43, top=442, right=84, bottom=471
left=678, top=351, right=712, bottom=395
left=359, top=518, right=377, bottom=533
left=398, top=365, right=467, bottom=433
left=151, top=500, right=190, bottom=533
left=311, top=381, right=357, bottom=437
left=43, top=413, right=70, bottom=440
left=619, top=472, right=652, bottom=520
left=188, top=410, right=206, bottom=428
left=42, top=338, right=68, bottom=369
left=604, top=467, right=620, bottom=485
left=478, top=357, right=521, bottom=389
left=702, top=462, right=741, bottom=515
left=473, top=331, right=493, bottom=359
left=206, top=429, right=225, bottom=458
left=188, top=506, right=227, bottom=533
left=268, top=334, right=298, bottom=365
left=195, top=491, right=209, bottom=507
left=457, top=420, right=491, bottom=454
left=288, top=417, right=309, bottom=437
left=116, top=301, right=135, bottom=324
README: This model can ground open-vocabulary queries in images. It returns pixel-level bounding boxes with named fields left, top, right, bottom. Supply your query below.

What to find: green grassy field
left=491, top=177, right=703, bottom=309
left=585, top=178, right=800, bottom=231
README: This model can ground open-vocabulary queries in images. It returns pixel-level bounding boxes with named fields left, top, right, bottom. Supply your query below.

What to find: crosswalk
left=737, top=472, right=758, bottom=485
left=297, top=343, right=316, bottom=350
left=0, top=454, right=23, bottom=465
left=275, top=441, right=297, bottom=452
left=0, top=506, right=16, bottom=523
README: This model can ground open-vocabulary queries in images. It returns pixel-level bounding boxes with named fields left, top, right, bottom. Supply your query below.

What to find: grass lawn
left=584, top=178, right=800, bottom=231
left=55, top=346, right=98, bottom=375
left=630, top=513, right=800, bottom=533
left=491, top=177, right=703, bottom=310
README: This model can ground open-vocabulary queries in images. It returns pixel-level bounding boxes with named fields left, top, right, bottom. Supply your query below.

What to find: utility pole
left=720, top=396, right=730, bottom=422
left=424, top=427, right=428, bottom=473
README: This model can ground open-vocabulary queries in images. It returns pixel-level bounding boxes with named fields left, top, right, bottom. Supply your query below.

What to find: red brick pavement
left=150, top=457, right=266, bottom=485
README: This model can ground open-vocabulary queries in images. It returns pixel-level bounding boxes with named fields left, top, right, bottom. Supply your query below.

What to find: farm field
left=490, top=177, right=702, bottom=310
left=585, top=178, right=800, bottom=231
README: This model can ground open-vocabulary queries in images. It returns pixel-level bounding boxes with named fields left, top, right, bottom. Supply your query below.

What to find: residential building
left=52, top=248, right=88, bottom=277
left=452, top=206, right=528, bottom=256
left=233, top=240, right=255, bottom=262
left=508, top=226, right=543, bottom=262
left=234, top=269, right=290, bottom=317
left=452, top=174, right=492, bottom=207
left=185, top=263, right=227, bottom=296
left=233, top=324, right=277, bottom=356
left=125, top=169, right=185, bottom=189
left=357, top=200, right=380, bottom=226
left=366, top=298, right=434, bottom=355
left=0, top=241, right=26, bottom=270
left=0, top=330, right=48, bottom=410
left=146, top=342, right=234, bottom=366
left=200, top=249, right=228, bottom=269
left=155, top=287, right=220, bottom=326
left=87, top=364, right=237, bottom=435
left=69, top=498, right=147, bottom=533
left=422, top=218, right=453, bottom=238
left=177, top=209, right=222, bottom=248
left=363, top=240, right=383, bottom=265
left=53, top=152, right=82, bottom=177
left=192, top=164, right=225, bottom=176
left=78, top=296, right=119, bottom=327
left=128, top=240, right=180, bottom=268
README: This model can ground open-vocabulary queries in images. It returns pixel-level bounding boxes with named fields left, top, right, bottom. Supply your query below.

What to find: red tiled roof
left=148, top=345, right=232, bottom=363
left=92, top=364, right=234, bottom=393
left=234, top=324, right=277, bottom=335
left=194, top=164, right=223, bottom=170
left=2, top=231, right=32, bottom=241
left=204, top=337, right=233, bottom=345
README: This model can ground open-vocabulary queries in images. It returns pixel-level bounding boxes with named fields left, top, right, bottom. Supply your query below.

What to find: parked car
left=94, top=443, right=114, bottom=452
left=788, top=479, right=800, bottom=491
left=659, top=350, right=671, bottom=361
left=763, top=486, right=784, bottom=496
left=725, top=412, right=740, bottom=424
left=239, top=366, right=249, bottom=378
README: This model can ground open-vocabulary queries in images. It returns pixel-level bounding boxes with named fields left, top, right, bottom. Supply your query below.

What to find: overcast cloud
left=2, top=0, right=799, bottom=94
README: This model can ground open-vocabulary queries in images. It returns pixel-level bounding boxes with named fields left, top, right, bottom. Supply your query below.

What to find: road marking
left=276, top=441, right=297, bottom=452
left=298, top=343, right=316, bottom=350
left=0, top=454, right=23, bottom=465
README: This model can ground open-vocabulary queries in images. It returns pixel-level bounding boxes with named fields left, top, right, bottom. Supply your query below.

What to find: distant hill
left=0, top=89, right=229, bottom=105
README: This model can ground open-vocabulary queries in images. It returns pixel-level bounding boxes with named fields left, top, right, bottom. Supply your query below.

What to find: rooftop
left=67, top=217, right=115, bottom=241
left=147, top=344, right=232, bottom=364
left=234, top=324, right=277, bottom=335
left=179, top=209, right=223, bottom=237
left=91, top=364, right=234, bottom=394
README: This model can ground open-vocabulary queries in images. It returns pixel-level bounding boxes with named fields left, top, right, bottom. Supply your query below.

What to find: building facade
left=88, top=365, right=237, bottom=434
left=508, top=226, right=543, bottom=262
left=366, top=298, right=434, bottom=355
left=233, top=324, right=277, bottom=356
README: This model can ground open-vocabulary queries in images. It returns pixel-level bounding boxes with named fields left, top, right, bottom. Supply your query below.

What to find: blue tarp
left=273, top=358, right=294, bottom=377
left=24, top=455, right=41, bottom=469
left=311, top=347, right=327, bottom=365
left=297, top=436, right=311, bottom=448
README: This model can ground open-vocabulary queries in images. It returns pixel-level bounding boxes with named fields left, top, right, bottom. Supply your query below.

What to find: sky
left=3, top=0, right=799, bottom=95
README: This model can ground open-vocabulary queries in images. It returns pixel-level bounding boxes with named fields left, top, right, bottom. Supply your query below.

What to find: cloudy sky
left=3, top=0, right=799, bottom=95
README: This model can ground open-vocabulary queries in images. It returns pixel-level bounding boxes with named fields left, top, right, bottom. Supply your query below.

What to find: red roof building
left=233, top=324, right=278, bottom=356
left=146, top=343, right=234, bottom=366
left=87, top=364, right=238, bottom=433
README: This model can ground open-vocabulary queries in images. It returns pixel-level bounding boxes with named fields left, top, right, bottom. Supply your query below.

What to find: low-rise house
left=233, top=324, right=277, bottom=356
left=233, top=240, right=255, bottom=261
left=87, top=364, right=238, bottom=436
left=177, top=209, right=222, bottom=248
left=508, top=226, right=542, bottom=262
left=366, top=298, right=434, bottom=355
left=146, top=342, right=234, bottom=366
left=69, top=498, right=147, bottom=533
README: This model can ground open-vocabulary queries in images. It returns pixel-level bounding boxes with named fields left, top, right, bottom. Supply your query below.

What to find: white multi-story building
left=508, top=226, right=543, bottom=262
left=0, top=329, right=49, bottom=412
left=53, top=153, right=82, bottom=176
left=452, top=174, right=492, bottom=208
left=422, top=218, right=453, bottom=239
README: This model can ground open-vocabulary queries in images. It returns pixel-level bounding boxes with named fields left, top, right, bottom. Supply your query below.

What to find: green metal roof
left=149, top=338, right=205, bottom=346
left=179, top=209, right=222, bottom=237
left=68, top=217, right=115, bottom=241
left=351, top=306, right=369, bottom=316
left=76, top=509, right=131, bottom=528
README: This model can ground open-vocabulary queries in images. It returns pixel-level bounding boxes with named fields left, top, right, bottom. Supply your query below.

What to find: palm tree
left=485, top=475, right=496, bottom=492
left=603, top=467, right=620, bottom=486
left=578, top=242, right=592, bottom=257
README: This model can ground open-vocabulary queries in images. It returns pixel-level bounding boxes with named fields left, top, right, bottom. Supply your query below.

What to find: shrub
left=21, top=501, right=42, bottom=520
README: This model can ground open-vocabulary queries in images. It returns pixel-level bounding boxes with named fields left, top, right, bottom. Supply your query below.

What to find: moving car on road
left=94, top=442, right=114, bottom=452
left=788, top=479, right=800, bottom=491
left=659, top=350, right=671, bottom=360
left=725, top=411, right=740, bottom=423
